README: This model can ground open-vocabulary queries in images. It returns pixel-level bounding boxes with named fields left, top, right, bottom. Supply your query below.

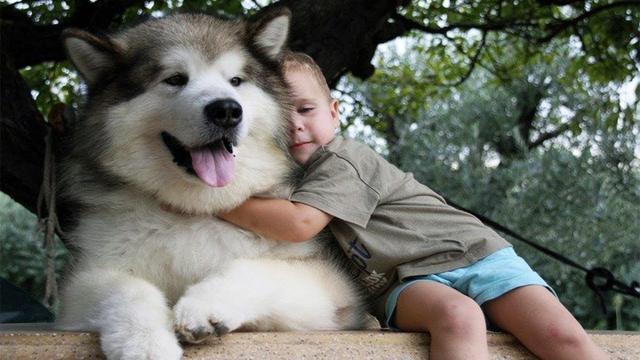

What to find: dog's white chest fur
left=71, top=197, right=319, bottom=303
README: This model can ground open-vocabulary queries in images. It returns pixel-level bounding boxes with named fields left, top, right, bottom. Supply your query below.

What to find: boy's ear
left=330, top=99, right=340, bottom=129
left=248, top=7, right=291, bottom=60
left=62, top=29, right=125, bottom=88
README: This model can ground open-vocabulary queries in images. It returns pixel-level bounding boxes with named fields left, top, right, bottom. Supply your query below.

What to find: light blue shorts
left=384, top=247, right=556, bottom=329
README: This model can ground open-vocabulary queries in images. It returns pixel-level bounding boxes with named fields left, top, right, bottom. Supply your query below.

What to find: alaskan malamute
left=56, top=8, right=367, bottom=359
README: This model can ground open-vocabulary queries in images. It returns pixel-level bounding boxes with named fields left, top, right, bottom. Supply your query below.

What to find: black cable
left=443, top=197, right=640, bottom=314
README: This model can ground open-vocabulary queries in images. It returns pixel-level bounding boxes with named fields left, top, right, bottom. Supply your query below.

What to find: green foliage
left=20, top=62, right=81, bottom=116
left=0, top=193, right=70, bottom=305
left=492, top=136, right=640, bottom=330
left=8, top=0, right=252, bottom=24
left=400, top=0, right=639, bottom=85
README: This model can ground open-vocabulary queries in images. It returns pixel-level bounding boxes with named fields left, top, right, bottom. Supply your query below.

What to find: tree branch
left=247, top=0, right=264, bottom=10
left=390, top=1, right=640, bottom=45
left=517, top=86, right=546, bottom=146
left=278, top=0, right=407, bottom=85
left=1, top=0, right=147, bottom=68
left=443, top=31, right=488, bottom=87
left=390, top=13, right=534, bottom=35
left=529, top=122, right=573, bottom=149
left=536, top=0, right=584, bottom=5
left=537, top=0, right=640, bottom=43
left=0, top=52, right=47, bottom=214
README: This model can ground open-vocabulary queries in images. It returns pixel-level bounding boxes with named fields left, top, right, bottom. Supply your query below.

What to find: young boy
left=219, top=52, right=607, bottom=360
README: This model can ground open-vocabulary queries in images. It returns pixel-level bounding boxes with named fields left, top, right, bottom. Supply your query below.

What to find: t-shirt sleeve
left=289, top=153, right=380, bottom=228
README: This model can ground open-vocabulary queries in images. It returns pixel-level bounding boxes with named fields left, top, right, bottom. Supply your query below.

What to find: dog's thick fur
left=56, top=9, right=367, bottom=359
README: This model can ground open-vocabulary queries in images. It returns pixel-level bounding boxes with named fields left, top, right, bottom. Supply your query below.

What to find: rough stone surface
left=1, top=325, right=638, bottom=359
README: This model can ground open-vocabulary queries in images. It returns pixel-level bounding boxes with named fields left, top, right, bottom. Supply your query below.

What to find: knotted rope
left=36, top=105, right=65, bottom=309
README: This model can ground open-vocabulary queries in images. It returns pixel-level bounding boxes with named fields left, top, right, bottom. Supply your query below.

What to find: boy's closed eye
left=298, top=107, right=315, bottom=114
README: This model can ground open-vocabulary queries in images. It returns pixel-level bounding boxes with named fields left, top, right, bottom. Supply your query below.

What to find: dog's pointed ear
left=62, top=29, right=125, bottom=87
left=248, top=7, right=291, bottom=60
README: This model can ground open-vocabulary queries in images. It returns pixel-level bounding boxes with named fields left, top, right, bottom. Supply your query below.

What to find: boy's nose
left=290, top=116, right=304, bottom=132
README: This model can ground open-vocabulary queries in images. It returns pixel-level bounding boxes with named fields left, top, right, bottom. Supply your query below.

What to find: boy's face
left=286, top=69, right=339, bottom=165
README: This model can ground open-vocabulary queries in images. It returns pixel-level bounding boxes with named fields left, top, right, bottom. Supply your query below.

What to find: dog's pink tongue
left=190, top=147, right=235, bottom=187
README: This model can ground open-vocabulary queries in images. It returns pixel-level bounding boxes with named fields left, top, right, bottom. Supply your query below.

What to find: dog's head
left=62, top=9, right=294, bottom=212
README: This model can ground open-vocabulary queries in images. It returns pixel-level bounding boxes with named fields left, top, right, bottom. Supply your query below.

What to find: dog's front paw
left=101, top=327, right=182, bottom=360
left=173, top=296, right=232, bottom=343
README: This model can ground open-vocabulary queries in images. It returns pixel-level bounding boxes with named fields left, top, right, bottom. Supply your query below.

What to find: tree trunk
left=0, top=51, right=47, bottom=215
left=277, top=0, right=407, bottom=86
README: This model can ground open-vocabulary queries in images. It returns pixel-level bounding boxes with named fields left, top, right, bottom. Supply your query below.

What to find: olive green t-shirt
left=289, top=136, right=510, bottom=299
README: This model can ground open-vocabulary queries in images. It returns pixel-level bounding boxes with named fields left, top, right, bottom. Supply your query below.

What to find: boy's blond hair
left=282, top=51, right=332, bottom=101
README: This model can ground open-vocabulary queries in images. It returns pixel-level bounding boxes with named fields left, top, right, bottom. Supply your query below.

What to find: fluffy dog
left=56, top=8, right=367, bottom=359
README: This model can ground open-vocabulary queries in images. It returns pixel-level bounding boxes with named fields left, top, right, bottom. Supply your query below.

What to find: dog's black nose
left=204, top=99, right=242, bottom=128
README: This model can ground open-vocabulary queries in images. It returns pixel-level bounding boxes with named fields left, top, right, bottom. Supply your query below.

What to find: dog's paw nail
left=192, top=326, right=213, bottom=340
left=213, top=322, right=229, bottom=337
left=176, top=325, right=212, bottom=344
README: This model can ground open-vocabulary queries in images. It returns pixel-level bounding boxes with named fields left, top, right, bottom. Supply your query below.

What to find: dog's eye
left=164, top=74, right=189, bottom=87
left=230, top=77, right=243, bottom=87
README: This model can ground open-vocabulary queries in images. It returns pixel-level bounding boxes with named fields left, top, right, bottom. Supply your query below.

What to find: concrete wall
left=1, top=327, right=639, bottom=359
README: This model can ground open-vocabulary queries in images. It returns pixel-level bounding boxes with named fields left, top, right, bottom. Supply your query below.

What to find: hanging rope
left=444, top=197, right=640, bottom=314
left=36, top=105, right=65, bottom=309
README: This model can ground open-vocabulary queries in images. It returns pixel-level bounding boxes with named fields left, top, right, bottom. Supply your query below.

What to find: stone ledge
left=0, top=325, right=638, bottom=359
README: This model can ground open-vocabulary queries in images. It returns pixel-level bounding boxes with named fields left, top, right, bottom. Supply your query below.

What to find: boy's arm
left=218, top=197, right=333, bottom=243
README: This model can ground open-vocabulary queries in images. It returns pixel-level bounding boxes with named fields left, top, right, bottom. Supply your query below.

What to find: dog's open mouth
left=161, top=131, right=235, bottom=187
